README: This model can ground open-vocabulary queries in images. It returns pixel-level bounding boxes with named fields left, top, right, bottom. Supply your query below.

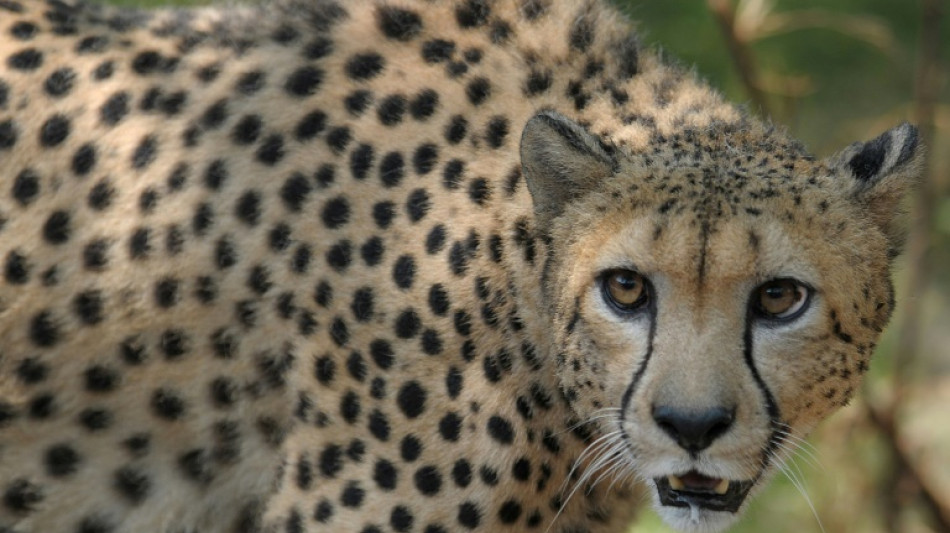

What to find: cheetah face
left=521, top=111, right=921, bottom=532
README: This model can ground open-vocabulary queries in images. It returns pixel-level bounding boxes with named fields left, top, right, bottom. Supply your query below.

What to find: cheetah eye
left=751, top=279, right=811, bottom=321
left=601, top=269, right=650, bottom=313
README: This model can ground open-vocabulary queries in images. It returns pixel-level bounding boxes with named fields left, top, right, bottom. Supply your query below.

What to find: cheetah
left=0, top=0, right=922, bottom=532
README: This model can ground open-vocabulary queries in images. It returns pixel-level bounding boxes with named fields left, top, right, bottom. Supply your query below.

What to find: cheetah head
left=520, top=111, right=922, bottom=532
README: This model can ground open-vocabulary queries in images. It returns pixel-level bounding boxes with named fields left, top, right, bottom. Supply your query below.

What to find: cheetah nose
left=651, top=405, right=735, bottom=454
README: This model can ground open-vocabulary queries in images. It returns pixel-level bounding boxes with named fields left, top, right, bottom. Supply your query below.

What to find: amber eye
left=602, top=269, right=650, bottom=312
left=752, top=279, right=810, bottom=320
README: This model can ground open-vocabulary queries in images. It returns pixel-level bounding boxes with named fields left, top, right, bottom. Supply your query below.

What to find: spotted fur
left=0, top=0, right=921, bottom=532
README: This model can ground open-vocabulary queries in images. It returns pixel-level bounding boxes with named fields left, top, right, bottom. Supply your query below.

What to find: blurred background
left=101, top=0, right=950, bottom=531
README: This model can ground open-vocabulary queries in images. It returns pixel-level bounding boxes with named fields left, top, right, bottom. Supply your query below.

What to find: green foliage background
left=96, top=0, right=950, bottom=531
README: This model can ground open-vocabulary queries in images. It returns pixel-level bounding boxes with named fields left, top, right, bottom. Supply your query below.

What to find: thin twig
left=706, top=0, right=772, bottom=116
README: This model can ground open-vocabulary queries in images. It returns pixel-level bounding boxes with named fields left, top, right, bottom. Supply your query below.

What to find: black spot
left=444, top=115, right=468, bottom=144
left=4, top=250, right=29, bottom=285
left=8, top=48, right=43, bottom=70
left=405, top=188, right=430, bottom=222
left=315, top=164, right=336, bottom=187
left=321, top=196, right=350, bottom=229
left=443, top=159, right=465, bottom=189
left=304, top=37, right=334, bottom=59
left=379, top=151, right=405, bottom=187
left=468, top=178, right=491, bottom=205
left=439, top=412, right=462, bottom=442
left=12, top=168, right=40, bottom=206
left=281, top=172, right=312, bottom=212
left=350, top=144, right=374, bottom=180
left=455, top=0, right=490, bottom=28
left=74, top=290, right=104, bottom=325
left=30, top=310, right=59, bottom=347
left=314, top=499, right=334, bottom=522
left=372, top=201, right=396, bottom=229
left=465, top=77, right=491, bottom=105
left=192, top=203, right=214, bottom=237
left=42, top=210, right=70, bottom=244
left=373, top=459, right=398, bottom=490
left=498, top=500, right=522, bottom=523
left=256, top=134, right=285, bottom=165
left=422, top=39, right=455, bottom=63
left=351, top=287, right=375, bottom=322
left=325, top=126, right=352, bottom=153
left=232, top=114, right=262, bottom=145
left=391, top=505, right=415, bottom=532
left=378, top=94, right=407, bottom=126
left=330, top=317, right=349, bottom=346
left=151, top=388, right=186, bottom=420
left=341, top=481, right=365, bottom=507
left=485, top=116, right=509, bottom=148
left=10, top=21, right=37, bottom=40
left=410, top=89, right=439, bottom=120
left=425, top=224, right=447, bottom=254
left=319, top=444, right=343, bottom=477
left=377, top=6, right=423, bottom=41
left=131, top=135, right=158, bottom=169
left=39, top=114, right=70, bottom=147
left=295, top=110, right=327, bottom=140
left=394, top=308, right=421, bottom=338
left=314, top=355, right=336, bottom=385
left=370, top=340, right=394, bottom=370
left=235, top=190, right=262, bottom=226
left=16, top=357, right=47, bottom=385
left=421, top=329, right=442, bottom=355
left=114, top=466, right=150, bottom=503
left=210, top=377, right=238, bottom=407
left=392, top=255, right=416, bottom=289
left=344, top=90, right=373, bottom=116
left=285, top=66, right=324, bottom=96
left=487, top=415, right=514, bottom=444
left=345, top=53, right=385, bottom=80
left=361, top=236, right=385, bottom=266
left=368, top=409, right=390, bottom=441
left=80, top=407, right=113, bottom=431
left=326, top=240, right=353, bottom=272
left=132, top=50, right=174, bottom=75
left=413, top=144, right=439, bottom=175
left=396, top=381, right=426, bottom=418
left=4, top=478, right=43, bottom=512
left=0, top=119, right=18, bottom=149
left=44, top=67, right=76, bottom=97
left=45, top=444, right=80, bottom=477
left=236, top=70, right=266, bottom=95
left=178, top=449, right=213, bottom=484
left=400, top=435, right=423, bottom=462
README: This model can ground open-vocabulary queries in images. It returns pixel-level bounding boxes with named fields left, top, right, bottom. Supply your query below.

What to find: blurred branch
left=706, top=0, right=772, bottom=116
left=882, top=0, right=945, bottom=530
left=755, top=11, right=898, bottom=58
left=866, top=400, right=950, bottom=533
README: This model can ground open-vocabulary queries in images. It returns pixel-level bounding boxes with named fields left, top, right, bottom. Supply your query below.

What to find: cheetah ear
left=520, top=110, right=617, bottom=230
left=832, top=122, right=924, bottom=255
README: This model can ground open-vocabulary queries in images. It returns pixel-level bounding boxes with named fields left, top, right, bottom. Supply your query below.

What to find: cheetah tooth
left=668, top=475, right=685, bottom=491
left=714, top=479, right=730, bottom=495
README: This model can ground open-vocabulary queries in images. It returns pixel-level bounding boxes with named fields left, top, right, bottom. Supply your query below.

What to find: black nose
left=651, top=405, right=735, bottom=454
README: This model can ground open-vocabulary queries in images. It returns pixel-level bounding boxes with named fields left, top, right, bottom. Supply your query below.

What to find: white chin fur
left=654, top=504, right=741, bottom=533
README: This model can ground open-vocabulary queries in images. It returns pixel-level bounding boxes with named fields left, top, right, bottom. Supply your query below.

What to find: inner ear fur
left=520, top=110, right=617, bottom=230
left=830, top=122, right=924, bottom=256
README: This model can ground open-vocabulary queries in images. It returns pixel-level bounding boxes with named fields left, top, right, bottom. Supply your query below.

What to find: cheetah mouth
left=654, top=471, right=754, bottom=513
